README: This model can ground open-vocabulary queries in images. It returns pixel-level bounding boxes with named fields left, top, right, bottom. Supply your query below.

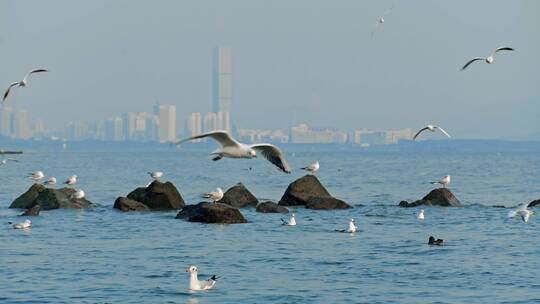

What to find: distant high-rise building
left=34, top=119, right=45, bottom=137
left=216, top=111, right=230, bottom=132
left=203, top=112, right=217, bottom=133
left=140, top=113, right=159, bottom=141
left=213, top=47, right=232, bottom=133
left=0, top=107, right=13, bottom=137
left=104, top=117, right=123, bottom=141
left=122, top=112, right=137, bottom=140
left=187, top=112, right=202, bottom=139
left=12, top=109, right=31, bottom=139
left=155, top=104, right=176, bottom=142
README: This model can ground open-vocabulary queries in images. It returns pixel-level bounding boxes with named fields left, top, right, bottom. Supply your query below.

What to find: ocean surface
left=1, top=148, right=540, bottom=303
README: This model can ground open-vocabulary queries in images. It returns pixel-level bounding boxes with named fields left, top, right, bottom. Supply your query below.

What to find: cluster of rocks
left=398, top=188, right=462, bottom=208
left=9, top=184, right=94, bottom=215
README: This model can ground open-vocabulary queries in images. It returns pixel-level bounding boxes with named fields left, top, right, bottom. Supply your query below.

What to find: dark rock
left=256, top=201, right=289, bottom=213
left=278, top=175, right=352, bottom=209
left=113, top=197, right=150, bottom=212
left=399, top=188, right=462, bottom=208
left=9, top=184, right=94, bottom=210
left=219, top=183, right=258, bottom=208
left=126, top=181, right=185, bottom=210
left=176, top=202, right=247, bottom=224
left=305, top=196, right=352, bottom=210
left=529, top=199, right=540, bottom=208
left=21, top=205, right=40, bottom=216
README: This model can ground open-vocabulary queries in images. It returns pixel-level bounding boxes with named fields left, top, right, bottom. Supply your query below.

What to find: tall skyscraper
left=187, top=112, right=202, bottom=137
left=213, top=47, right=232, bottom=132
left=0, top=107, right=13, bottom=137
left=203, top=112, right=217, bottom=133
left=155, top=104, right=176, bottom=142
left=12, top=109, right=31, bottom=139
left=104, top=116, right=123, bottom=141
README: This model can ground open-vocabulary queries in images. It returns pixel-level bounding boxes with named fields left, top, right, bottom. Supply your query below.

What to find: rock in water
left=126, top=181, right=185, bottom=210
left=21, top=205, right=40, bottom=216
left=176, top=202, right=247, bottom=224
left=399, top=188, right=462, bottom=207
left=256, top=201, right=289, bottom=213
left=113, top=197, right=150, bottom=212
left=278, top=175, right=352, bottom=210
left=219, top=183, right=258, bottom=208
left=9, top=184, right=94, bottom=210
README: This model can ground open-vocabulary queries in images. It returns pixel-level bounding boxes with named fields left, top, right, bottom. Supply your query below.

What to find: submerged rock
left=9, top=184, right=94, bottom=210
left=399, top=188, right=462, bottom=208
left=278, top=175, right=352, bottom=210
left=21, top=205, right=40, bottom=216
left=256, top=201, right=289, bottom=213
left=176, top=202, right=247, bottom=224
left=113, top=197, right=150, bottom=212
left=219, top=183, right=258, bottom=208
left=124, top=181, right=185, bottom=210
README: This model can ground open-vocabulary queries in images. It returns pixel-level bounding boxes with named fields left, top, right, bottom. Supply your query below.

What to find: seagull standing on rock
left=71, top=189, right=85, bottom=200
left=28, top=171, right=45, bottom=181
left=301, top=161, right=319, bottom=175
left=175, top=130, right=291, bottom=173
left=461, top=46, right=514, bottom=71
left=282, top=213, right=297, bottom=226
left=3, top=68, right=49, bottom=102
left=64, top=175, right=77, bottom=186
left=44, top=177, right=57, bottom=186
left=148, top=171, right=164, bottom=181
left=201, top=187, right=224, bottom=203
left=508, top=202, right=535, bottom=223
left=186, top=265, right=217, bottom=291
left=430, top=175, right=451, bottom=188
left=413, top=124, right=451, bottom=140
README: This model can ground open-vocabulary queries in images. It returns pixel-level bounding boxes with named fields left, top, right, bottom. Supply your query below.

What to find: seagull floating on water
left=413, top=124, right=451, bottom=140
left=10, top=219, right=32, bottom=229
left=417, top=209, right=425, bottom=220
left=430, top=175, right=450, bottom=188
left=0, top=158, right=19, bottom=166
left=3, top=68, right=49, bottom=102
left=281, top=213, right=297, bottom=226
left=301, top=161, right=319, bottom=175
left=175, top=130, right=291, bottom=173
left=64, top=175, right=77, bottom=186
left=71, top=189, right=85, bottom=200
left=201, top=187, right=224, bottom=203
left=507, top=202, right=535, bottom=223
left=186, top=265, right=217, bottom=291
left=461, top=46, right=514, bottom=71
left=44, top=177, right=57, bottom=186
left=28, top=171, right=45, bottom=181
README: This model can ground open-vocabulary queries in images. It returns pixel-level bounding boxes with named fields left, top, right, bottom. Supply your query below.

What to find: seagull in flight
left=371, top=4, right=395, bottom=39
left=508, top=202, right=535, bottom=223
left=301, top=161, right=319, bottom=175
left=461, top=47, right=514, bottom=71
left=175, top=130, right=291, bottom=173
left=3, top=68, right=49, bottom=102
left=413, top=124, right=451, bottom=140
left=201, top=187, right=224, bottom=203
left=186, top=265, right=218, bottom=291
left=430, top=175, right=451, bottom=188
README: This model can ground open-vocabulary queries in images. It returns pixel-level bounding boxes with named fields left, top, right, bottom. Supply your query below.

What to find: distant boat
left=0, top=150, right=23, bottom=155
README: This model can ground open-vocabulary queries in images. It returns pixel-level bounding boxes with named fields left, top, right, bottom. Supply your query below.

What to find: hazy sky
left=1, top=0, right=539, bottom=139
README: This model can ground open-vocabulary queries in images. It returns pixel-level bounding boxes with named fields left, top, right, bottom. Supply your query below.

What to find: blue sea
left=1, top=146, right=540, bottom=303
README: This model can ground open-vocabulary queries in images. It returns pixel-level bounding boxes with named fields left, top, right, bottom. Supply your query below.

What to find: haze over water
left=1, top=148, right=539, bottom=303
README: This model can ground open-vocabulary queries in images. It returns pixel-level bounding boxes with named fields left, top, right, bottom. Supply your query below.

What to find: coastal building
left=290, top=124, right=348, bottom=144
left=154, top=104, right=176, bottom=142
left=213, top=47, right=232, bottom=133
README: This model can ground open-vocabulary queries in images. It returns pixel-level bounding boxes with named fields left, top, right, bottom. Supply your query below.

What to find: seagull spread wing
left=461, top=57, right=484, bottom=71
left=250, top=144, right=292, bottom=173
left=412, top=127, right=429, bottom=140
left=3, top=82, right=19, bottom=102
left=23, top=68, right=49, bottom=83
left=175, top=130, right=240, bottom=147
left=492, top=47, right=514, bottom=56
left=435, top=126, right=451, bottom=138
left=519, top=211, right=530, bottom=223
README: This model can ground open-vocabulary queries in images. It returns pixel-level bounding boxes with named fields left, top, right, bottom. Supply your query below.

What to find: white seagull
left=148, top=171, right=164, bottom=181
left=10, top=219, right=32, bottom=229
left=64, top=175, right=77, bottom=186
left=201, top=187, right=224, bottom=203
left=186, top=265, right=217, bottom=291
left=508, top=202, right=535, bottom=223
left=0, top=158, right=19, bottom=166
left=175, top=130, right=291, bottom=173
left=3, top=68, right=49, bottom=102
left=430, top=175, right=451, bottom=188
left=345, top=218, right=357, bottom=233
left=71, top=189, right=85, bottom=200
left=301, top=161, right=320, bottom=175
left=417, top=209, right=425, bottom=220
left=281, top=213, right=297, bottom=226
left=413, top=124, right=451, bottom=140
left=461, top=46, right=514, bottom=71
left=371, top=4, right=395, bottom=39
left=28, top=171, right=45, bottom=181
left=44, top=177, right=57, bottom=186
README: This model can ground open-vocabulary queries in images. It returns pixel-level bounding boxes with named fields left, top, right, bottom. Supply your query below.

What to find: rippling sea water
left=1, top=147, right=539, bottom=303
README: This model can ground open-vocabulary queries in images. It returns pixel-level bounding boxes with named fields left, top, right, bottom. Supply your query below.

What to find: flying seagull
left=413, top=124, right=451, bottom=140
left=461, top=47, right=514, bottom=71
left=371, top=4, right=395, bottom=39
left=430, top=175, right=451, bottom=188
left=186, top=265, right=218, bottom=291
left=175, top=130, right=291, bottom=173
left=508, top=202, right=535, bottom=223
left=3, top=68, right=49, bottom=102
left=201, top=187, right=224, bottom=203
left=301, top=161, right=319, bottom=175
